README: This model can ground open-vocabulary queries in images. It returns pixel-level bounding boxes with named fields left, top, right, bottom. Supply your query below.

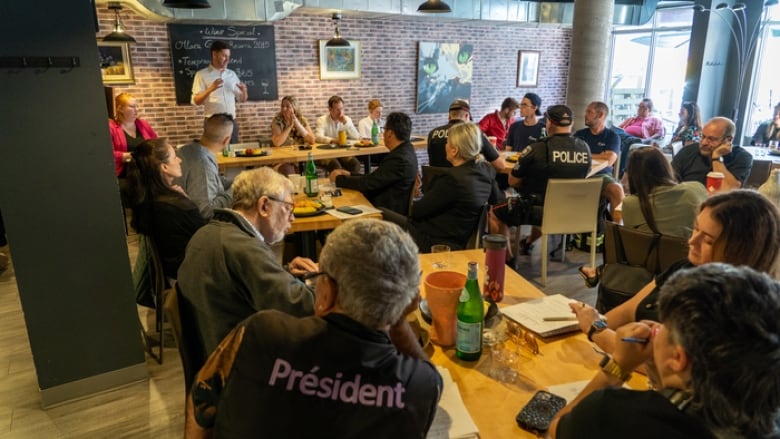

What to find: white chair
left=539, top=178, right=603, bottom=287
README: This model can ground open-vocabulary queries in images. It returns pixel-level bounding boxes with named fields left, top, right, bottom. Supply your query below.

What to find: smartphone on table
left=516, top=390, right=566, bottom=433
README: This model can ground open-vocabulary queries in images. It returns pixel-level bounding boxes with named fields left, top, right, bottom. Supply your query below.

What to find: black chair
left=745, top=160, right=772, bottom=189
left=466, top=202, right=489, bottom=249
left=165, top=283, right=207, bottom=396
left=140, top=235, right=168, bottom=364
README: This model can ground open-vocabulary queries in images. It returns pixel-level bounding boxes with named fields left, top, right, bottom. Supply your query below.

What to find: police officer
left=490, top=104, right=591, bottom=263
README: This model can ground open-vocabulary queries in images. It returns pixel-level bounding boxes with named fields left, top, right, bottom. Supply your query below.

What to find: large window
left=745, top=21, right=780, bottom=143
left=607, top=8, right=694, bottom=137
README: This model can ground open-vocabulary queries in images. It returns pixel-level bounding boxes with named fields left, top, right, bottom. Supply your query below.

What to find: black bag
left=133, top=235, right=157, bottom=309
left=596, top=262, right=654, bottom=313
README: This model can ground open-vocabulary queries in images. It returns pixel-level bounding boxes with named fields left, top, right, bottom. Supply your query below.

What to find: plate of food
left=317, top=143, right=352, bottom=150
left=293, top=200, right=327, bottom=217
left=506, top=153, right=520, bottom=163
left=235, top=148, right=269, bottom=157
left=355, top=139, right=377, bottom=148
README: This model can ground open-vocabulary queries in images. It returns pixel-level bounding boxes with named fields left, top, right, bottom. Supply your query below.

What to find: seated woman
left=358, top=98, right=384, bottom=139
left=669, top=101, right=702, bottom=147
left=270, top=95, right=315, bottom=147
left=127, top=139, right=207, bottom=279
left=572, top=189, right=780, bottom=355
left=752, top=101, right=780, bottom=146
left=109, top=93, right=158, bottom=178
left=382, top=123, right=500, bottom=252
left=618, top=98, right=664, bottom=142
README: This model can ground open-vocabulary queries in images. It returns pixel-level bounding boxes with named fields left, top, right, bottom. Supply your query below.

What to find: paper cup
left=424, top=271, right=466, bottom=347
left=706, top=171, right=724, bottom=194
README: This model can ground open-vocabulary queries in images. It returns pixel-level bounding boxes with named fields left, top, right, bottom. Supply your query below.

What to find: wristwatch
left=599, top=355, right=632, bottom=382
left=587, top=319, right=608, bottom=342
left=712, top=156, right=723, bottom=163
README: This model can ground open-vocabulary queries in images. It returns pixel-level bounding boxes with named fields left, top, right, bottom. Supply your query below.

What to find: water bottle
left=371, top=120, right=380, bottom=145
left=483, top=235, right=507, bottom=303
left=456, top=261, right=484, bottom=361
left=305, top=152, right=319, bottom=197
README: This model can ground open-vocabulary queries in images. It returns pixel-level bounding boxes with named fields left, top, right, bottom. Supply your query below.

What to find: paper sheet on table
left=326, top=204, right=382, bottom=219
left=547, top=379, right=631, bottom=404
left=500, top=294, right=579, bottom=337
left=427, top=367, right=479, bottom=439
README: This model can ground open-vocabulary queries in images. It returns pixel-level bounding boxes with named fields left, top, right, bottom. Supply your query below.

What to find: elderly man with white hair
left=178, top=166, right=317, bottom=357
left=185, top=218, right=441, bottom=438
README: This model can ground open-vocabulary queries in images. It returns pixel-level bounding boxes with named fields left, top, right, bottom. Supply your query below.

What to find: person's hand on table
left=329, top=169, right=350, bottom=182
left=288, top=257, right=318, bottom=277
left=612, top=321, right=655, bottom=372
left=569, top=302, right=601, bottom=334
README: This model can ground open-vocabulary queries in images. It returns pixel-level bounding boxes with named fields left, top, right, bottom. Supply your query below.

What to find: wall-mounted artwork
left=319, top=40, right=361, bottom=80
left=517, top=50, right=540, bottom=87
left=98, top=41, right=134, bottom=85
left=416, top=42, right=473, bottom=114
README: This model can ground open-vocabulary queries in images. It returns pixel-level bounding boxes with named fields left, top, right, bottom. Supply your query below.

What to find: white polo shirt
left=191, top=64, right=243, bottom=117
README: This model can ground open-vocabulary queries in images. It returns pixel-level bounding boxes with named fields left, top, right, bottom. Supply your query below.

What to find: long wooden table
left=289, top=184, right=381, bottom=234
left=418, top=249, right=646, bottom=438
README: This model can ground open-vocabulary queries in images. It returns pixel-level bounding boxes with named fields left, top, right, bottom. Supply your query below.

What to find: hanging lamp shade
left=163, top=0, right=212, bottom=9
left=325, top=13, right=351, bottom=47
left=103, top=3, right=136, bottom=43
left=417, top=0, right=452, bottom=13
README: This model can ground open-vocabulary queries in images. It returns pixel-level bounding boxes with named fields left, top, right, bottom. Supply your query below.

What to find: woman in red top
left=108, top=93, right=158, bottom=177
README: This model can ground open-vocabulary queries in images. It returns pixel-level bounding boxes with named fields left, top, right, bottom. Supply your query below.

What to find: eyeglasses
left=302, top=271, right=329, bottom=287
left=505, top=319, right=540, bottom=355
left=701, top=135, right=731, bottom=144
left=266, top=196, right=295, bottom=215
left=520, top=103, right=534, bottom=108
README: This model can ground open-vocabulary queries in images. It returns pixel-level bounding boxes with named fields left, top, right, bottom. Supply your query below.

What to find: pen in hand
left=621, top=337, right=649, bottom=344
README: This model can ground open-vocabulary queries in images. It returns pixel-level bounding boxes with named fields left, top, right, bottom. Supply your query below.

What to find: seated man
left=618, top=98, right=665, bottom=142
left=551, top=264, right=780, bottom=439
left=177, top=113, right=234, bottom=218
left=505, top=92, right=544, bottom=152
left=428, top=99, right=506, bottom=172
left=478, top=97, right=520, bottom=150
left=671, top=116, right=753, bottom=191
left=330, top=112, right=419, bottom=215
left=574, top=101, right=625, bottom=223
left=177, top=167, right=316, bottom=355
left=315, top=95, right=362, bottom=175
left=185, top=219, right=442, bottom=438
left=751, top=101, right=780, bottom=145
left=490, top=105, right=591, bottom=262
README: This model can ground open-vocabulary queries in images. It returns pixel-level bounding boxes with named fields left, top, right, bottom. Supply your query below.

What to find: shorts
left=492, top=195, right=544, bottom=227
left=591, top=173, right=618, bottom=190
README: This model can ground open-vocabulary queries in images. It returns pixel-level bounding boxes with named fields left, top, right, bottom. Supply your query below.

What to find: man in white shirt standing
left=191, top=40, right=248, bottom=143
left=315, top=95, right=362, bottom=174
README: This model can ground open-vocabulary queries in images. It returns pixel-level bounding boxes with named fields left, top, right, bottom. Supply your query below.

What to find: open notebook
left=501, top=294, right=580, bottom=338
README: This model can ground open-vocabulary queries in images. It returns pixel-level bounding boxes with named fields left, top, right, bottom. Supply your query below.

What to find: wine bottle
left=371, top=120, right=380, bottom=145
left=305, top=152, right=319, bottom=198
left=456, top=261, right=484, bottom=361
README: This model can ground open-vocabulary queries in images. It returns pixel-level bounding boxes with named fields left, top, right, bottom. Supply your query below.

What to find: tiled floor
left=0, top=230, right=600, bottom=438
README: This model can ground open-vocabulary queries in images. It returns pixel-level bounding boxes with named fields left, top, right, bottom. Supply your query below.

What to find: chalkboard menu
left=168, top=23, right=278, bottom=104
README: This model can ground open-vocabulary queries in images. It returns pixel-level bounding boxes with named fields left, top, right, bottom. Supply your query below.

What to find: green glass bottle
left=305, top=152, right=319, bottom=198
left=371, top=120, right=380, bottom=145
left=456, top=261, right=484, bottom=361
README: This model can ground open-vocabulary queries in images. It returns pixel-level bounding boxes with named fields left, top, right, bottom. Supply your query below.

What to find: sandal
left=578, top=266, right=599, bottom=288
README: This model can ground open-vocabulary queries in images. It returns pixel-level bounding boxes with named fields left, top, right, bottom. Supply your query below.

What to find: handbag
left=133, top=235, right=157, bottom=309
left=595, top=223, right=660, bottom=314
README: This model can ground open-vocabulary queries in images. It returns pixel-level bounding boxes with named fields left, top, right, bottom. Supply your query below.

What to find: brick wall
left=99, top=6, right=572, bottom=146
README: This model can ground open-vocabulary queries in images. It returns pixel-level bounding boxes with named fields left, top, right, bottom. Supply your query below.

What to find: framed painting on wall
left=98, top=41, right=135, bottom=85
left=416, top=42, right=473, bottom=114
left=319, top=40, right=361, bottom=80
left=517, top=50, right=540, bottom=87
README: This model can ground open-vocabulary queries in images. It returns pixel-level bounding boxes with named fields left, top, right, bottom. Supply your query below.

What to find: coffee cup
left=706, top=171, right=725, bottom=194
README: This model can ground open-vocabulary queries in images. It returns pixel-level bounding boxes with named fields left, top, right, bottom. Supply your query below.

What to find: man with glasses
left=178, top=167, right=316, bottom=356
left=178, top=113, right=235, bottom=218
left=671, top=117, right=753, bottom=191
left=185, top=219, right=441, bottom=438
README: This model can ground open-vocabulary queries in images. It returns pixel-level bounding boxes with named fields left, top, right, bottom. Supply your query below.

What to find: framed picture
left=416, top=42, right=473, bottom=114
left=98, top=41, right=134, bottom=85
left=517, top=50, right=540, bottom=87
left=318, top=40, right=361, bottom=80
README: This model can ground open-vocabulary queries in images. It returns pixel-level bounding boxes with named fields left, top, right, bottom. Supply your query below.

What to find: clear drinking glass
left=430, top=244, right=451, bottom=269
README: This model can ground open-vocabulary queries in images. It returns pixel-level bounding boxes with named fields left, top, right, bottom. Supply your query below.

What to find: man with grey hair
left=185, top=219, right=441, bottom=438
left=178, top=113, right=235, bottom=218
left=671, top=116, right=753, bottom=191
left=178, top=166, right=316, bottom=357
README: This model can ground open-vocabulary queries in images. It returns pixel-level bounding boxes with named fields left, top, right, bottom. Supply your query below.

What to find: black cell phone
left=516, top=390, right=566, bottom=433
left=336, top=206, right=362, bottom=215
left=298, top=145, right=312, bottom=150
left=330, top=189, right=343, bottom=197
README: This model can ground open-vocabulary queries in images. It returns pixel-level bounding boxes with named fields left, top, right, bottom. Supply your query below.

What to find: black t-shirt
left=557, top=388, right=715, bottom=439
left=427, top=120, right=500, bottom=167
left=505, top=119, right=545, bottom=151
left=511, top=133, right=591, bottom=200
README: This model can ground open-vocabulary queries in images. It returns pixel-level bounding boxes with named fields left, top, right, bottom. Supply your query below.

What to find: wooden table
left=743, top=146, right=780, bottom=168
left=500, top=153, right=608, bottom=178
left=419, top=249, right=646, bottom=438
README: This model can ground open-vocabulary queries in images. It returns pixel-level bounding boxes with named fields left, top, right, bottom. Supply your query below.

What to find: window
left=745, top=22, right=780, bottom=143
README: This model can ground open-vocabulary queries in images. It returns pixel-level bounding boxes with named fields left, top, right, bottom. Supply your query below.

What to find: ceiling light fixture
left=417, top=0, right=452, bottom=13
left=103, top=2, right=136, bottom=43
left=162, top=0, right=212, bottom=9
left=325, top=13, right=350, bottom=47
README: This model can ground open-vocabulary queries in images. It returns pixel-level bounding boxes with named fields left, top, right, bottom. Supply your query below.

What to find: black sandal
left=578, top=266, right=599, bottom=288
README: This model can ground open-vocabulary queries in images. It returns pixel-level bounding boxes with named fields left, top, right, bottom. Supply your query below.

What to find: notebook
left=500, top=294, right=580, bottom=338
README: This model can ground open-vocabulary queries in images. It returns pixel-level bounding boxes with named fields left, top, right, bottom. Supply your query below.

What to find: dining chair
left=612, top=150, right=621, bottom=180
left=466, top=202, right=489, bottom=249
left=745, top=160, right=772, bottom=189
left=165, top=282, right=207, bottom=397
left=539, top=178, right=603, bottom=287
left=142, top=234, right=169, bottom=364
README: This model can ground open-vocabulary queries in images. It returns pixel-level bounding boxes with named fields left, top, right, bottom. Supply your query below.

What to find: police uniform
left=493, top=133, right=591, bottom=226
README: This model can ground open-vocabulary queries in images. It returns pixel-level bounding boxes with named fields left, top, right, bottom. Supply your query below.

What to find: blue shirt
left=574, top=127, right=621, bottom=176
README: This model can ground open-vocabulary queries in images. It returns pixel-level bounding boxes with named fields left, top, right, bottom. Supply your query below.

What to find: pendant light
left=417, top=0, right=452, bottom=13
left=163, top=0, right=212, bottom=9
left=325, top=13, right=350, bottom=47
left=103, top=2, right=136, bottom=43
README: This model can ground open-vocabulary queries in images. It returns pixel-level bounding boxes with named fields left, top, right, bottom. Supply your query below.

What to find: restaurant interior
left=0, top=0, right=778, bottom=436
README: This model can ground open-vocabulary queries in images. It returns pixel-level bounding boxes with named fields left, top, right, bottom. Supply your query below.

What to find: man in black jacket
left=330, top=112, right=419, bottom=215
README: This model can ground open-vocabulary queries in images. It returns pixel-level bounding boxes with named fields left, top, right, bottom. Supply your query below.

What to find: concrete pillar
left=566, top=0, right=614, bottom=130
